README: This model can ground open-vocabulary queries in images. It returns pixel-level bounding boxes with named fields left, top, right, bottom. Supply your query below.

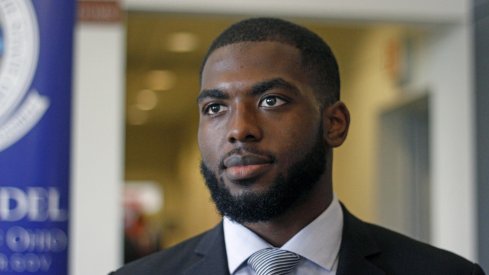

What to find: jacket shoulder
left=110, top=230, right=209, bottom=275
left=364, top=222, right=485, bottom=274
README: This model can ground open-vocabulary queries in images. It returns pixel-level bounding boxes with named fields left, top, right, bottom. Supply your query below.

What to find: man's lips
left=222, top=154, right=273, bottom=181
left=223, top=154, right=272, bottom=168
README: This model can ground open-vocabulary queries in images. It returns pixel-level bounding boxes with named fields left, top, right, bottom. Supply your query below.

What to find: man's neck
left=243, top=182, right=333, bottom=247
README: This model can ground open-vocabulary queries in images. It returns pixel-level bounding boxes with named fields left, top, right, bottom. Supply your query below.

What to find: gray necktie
left=247, top=248, right=301, bottom=275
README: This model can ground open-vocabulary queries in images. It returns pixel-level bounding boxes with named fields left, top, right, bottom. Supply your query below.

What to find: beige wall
left=333, top=26, right=407, bottom=222
left=125, top=122, right=220, bottom=247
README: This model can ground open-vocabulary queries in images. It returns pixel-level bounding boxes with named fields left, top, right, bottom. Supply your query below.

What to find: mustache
left=218, top=147, right=276, bottom=169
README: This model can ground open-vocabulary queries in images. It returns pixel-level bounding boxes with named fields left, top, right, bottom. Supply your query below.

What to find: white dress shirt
left=223, top=195, right=343, bottom=275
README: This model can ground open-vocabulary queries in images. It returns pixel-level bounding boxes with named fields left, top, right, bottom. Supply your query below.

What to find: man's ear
left=322, top=101, right=350, bottom=147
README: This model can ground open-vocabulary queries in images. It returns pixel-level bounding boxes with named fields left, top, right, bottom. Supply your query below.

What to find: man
left=112, top=17, right=485, bottom=275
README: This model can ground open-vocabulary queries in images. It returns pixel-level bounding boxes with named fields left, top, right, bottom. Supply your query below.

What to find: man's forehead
left=201, top=41, right=303, bottom=87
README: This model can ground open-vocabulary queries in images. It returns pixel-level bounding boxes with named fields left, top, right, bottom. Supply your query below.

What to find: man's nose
left=226, top=105, right=262, bottom=143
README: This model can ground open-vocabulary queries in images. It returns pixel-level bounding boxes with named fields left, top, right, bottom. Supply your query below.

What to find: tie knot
left=247, top=248, right=301, bottom=275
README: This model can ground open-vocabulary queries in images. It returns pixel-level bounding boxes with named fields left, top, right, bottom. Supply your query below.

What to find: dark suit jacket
left=111, top=207, right=485, bottom=275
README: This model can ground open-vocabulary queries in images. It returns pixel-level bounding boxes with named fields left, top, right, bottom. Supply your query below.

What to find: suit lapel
left=183, top=223, right=230, bottom=275
left=337, top=206, right=386, bottom=275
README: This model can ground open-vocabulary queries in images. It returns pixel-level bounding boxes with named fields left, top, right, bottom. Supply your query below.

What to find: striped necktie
left=247, top=248, right=302, bottom=275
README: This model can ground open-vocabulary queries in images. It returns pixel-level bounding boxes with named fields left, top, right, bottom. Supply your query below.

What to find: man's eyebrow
left=251, top=78, right=300, bottom=96
left=197, top=89, right=228, bottom=103
left=197, top=78, right=298, bottom=103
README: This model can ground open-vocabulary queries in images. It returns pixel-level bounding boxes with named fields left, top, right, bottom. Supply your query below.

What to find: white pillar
left=428, top=22, right=476, bottom=260
left=70, top=23, right=125, bottom=275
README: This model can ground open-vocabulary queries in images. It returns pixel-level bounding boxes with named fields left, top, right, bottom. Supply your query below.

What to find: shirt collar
left=223, top=195, right=343, bottom=274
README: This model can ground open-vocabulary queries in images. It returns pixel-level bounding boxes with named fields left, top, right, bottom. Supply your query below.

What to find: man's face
left=198, top=41, right=328, bottom=222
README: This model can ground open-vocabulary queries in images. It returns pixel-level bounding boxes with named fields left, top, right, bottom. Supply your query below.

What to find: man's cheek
left=199, top=146, right=218, bottom=168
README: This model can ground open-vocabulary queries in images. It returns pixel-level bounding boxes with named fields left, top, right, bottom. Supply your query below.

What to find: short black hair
left=201, top=17, right=340, bottom=105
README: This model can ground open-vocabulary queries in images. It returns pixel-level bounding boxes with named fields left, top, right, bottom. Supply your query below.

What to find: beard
left=200, top=126, right=328, bottom=224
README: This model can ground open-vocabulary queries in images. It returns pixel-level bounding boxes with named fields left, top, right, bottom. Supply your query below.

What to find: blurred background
left=70, top=0, right=489, bottom=274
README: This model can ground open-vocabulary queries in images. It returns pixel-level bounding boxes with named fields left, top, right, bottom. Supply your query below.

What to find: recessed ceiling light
left=145, top=70, right=176, bottom=91
left=136, top=89, right=158, bottom=111
left=166, top=32, right=199, bottom=53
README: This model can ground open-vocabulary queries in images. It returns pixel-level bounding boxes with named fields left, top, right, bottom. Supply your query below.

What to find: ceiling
left=125, top=13, right=242, bottom=128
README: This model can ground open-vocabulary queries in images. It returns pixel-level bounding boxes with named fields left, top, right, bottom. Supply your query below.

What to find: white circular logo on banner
left=0, top=0, right=49, bottom=152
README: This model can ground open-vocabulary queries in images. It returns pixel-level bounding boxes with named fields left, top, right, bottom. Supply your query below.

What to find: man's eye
left=259, top=96, right=287, bottom=108
left=204, top=103, right=227, bottom=115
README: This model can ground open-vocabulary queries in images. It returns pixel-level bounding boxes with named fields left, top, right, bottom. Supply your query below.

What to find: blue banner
left=0, top=0, right=75, bottom=274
